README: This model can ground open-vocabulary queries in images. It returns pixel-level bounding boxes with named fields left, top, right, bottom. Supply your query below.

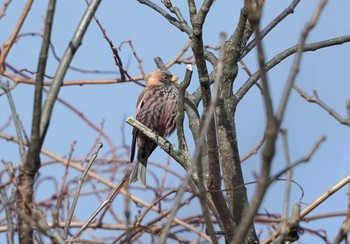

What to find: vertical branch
left=188, top=1, right=240, bottom=241
left=189, top=0, right=220, bottom=193
left=16, top=1, right=56, bottom=242
left=233, top=1, right=278, bottom=243
left=276, top=0, right=328, bottom=124
left=0, top=187, right=14, bottom=244
left=235, top=1, right=328, bottom=243
left=157, top=64, right=224, bottom=242
left=65, top=142, right=103, bottom=239
left=52, top=141, right=76, bottom=227
left=216, top=6, right=259, bottom=243
left=176, top=65, right=192, bottom=154
left=216, top=4, right=250, bottom=231
left=0, top=83, right=25, bottom=156
left=334, top=184, right=350, bottom=244
left=278, top=128, right=294, bottom=242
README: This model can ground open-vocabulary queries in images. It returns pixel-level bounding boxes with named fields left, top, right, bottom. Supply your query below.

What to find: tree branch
left=16, top=0, right=56, bottom=242
left=40, top=0, right=102, bottom=139
left=236, top=35, right=350, bottom=103
left=232, top=1, right=278, bottom=243
left=0, top=0, right=33, bottom=67
left=240, top=0, right=301, bottom=59
left=293, top=85, right=350, bottom=127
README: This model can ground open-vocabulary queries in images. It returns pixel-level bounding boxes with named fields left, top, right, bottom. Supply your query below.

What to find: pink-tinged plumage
left=130, top=71, right=178, bottom=186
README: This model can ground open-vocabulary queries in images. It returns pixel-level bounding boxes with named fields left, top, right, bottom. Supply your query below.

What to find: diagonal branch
left=40, top=0, right=102, bottom=140
left=240, top=0, right=301, bottom=59
left=293, top=84, right=350, bottom=127
left=126, top=117, right=191, bottom=171
left=0, top=0, right=34, bottom=67
left=236, top=35, right=350, bottom=103
left=0, top=82, right=25, bottom=157
left=263, top=173, right=350, bottom=244
left=276, top=0, right=328, bottom=125
left=137, top=0, right=192, bottom=34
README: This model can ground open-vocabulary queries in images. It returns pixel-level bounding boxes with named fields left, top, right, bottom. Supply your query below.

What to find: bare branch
left=271, top=135, right=326, bottom=182
left=0, top=82, right=25, bottom=157
left=126, top=117, right=191, bottom=171
left=0, top=0, right=12, bottom=21
left=159, top=32, right=231, bottom=244
left=137, top=0, right=192, bottom=34
left=236, top=35, right=350, bottom=103
left=240, top=0, right=301, bottom=59
left=71, top=171, right=127, bottom=239
left=16, top=1, right=56, bottom=242
left=278, top=129, right=298, bottom=243
left=40, top=0, right=102, bottom=139
left=0, top=186, right=14, bottom=244
left=0, top=0, right=34, bottom=67
left=276, top=0, right=328, bottom=125
left=52, top=141, right=76, bottom=227
left=263, top=173, right=350, bottom=244
left=293, top=84, right=350, bottom=126
left=0, top=131, right=209, bottom=240
left=232, top=1, right=278, bottom=243
left=177, top=65, right=192, bottom=153
left=334, top=183, right=350, bottom=244
left=64, top=142, right=103, bottom=239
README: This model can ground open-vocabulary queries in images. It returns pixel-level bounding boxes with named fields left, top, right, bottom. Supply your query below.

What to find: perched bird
left=130, top=71, right=178, bottom=186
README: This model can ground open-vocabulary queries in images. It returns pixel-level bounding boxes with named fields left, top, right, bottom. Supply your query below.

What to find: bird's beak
left=171, top=76, right=178, bottom=83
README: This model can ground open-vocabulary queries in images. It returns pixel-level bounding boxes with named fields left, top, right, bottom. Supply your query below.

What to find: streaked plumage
left=130, top=71, right=178, bottom=186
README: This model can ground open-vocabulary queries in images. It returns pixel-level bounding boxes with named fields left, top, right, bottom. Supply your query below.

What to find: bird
left=129, top=71, right=178, bottom=186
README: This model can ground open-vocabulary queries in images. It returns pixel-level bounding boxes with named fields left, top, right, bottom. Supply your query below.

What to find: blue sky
left=1, top=0, right=350, bottom=243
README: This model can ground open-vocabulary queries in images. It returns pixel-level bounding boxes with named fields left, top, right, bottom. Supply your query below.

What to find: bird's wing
left=130, top=89, right=147, bottom=163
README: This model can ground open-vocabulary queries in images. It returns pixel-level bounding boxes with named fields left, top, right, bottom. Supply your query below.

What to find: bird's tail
left=129, top=160, right=147, bottom=187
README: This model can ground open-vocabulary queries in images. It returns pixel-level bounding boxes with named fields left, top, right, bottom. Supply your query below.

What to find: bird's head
left=146, top=71, right=178, bottom=87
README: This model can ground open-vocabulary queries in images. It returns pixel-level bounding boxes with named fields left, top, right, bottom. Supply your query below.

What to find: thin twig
left=236, top=35, right=350, bottom=103
left=52, top=141, right=76, bottom=227
left=0, top=0, right=33, bottom=67
left=262, top=173, right=350, bottom=244
left=165, top=39, right=192, bottom=68
left=240, top=0, right=301, bottom=59
left=293, top=84, right=350, bottom=126
left=71, top=171, right=127, bottom=239
left=63, top=142, right=103, bottom=239
left=119, top=39, right=146, bottom=80
left=0, top=187, right=14, bottom=244
left=333, top=184, right=350, bottom=244
left=0, top=0, right=12, bottom=21
left=270, top=135, right=326, bottom=182
left=276, top=0, right=328, bottom=125
left=278, top=128, right=294, bottom=242
left=240, top=134, right=265, bottom=163
left=89, top=8, right=144, bottom=86
left=137, top=0, right=192, bottom=35
left=0, top=131, right=207, bottom=239
left=0, top=82, right=25, bottom=157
